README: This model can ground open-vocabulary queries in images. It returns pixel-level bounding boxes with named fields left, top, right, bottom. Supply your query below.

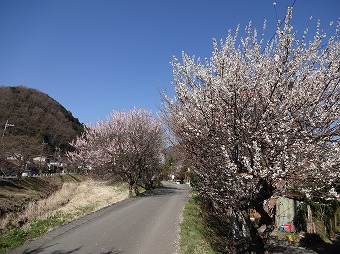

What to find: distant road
left=9, top=182, right=190, bottom=254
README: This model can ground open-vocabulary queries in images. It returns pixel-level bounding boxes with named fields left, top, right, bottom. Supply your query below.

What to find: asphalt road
left=8, top=181, right=190, bottom=254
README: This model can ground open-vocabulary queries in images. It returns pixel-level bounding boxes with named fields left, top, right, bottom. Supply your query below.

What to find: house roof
left=275, top=191, right=303, bottom=200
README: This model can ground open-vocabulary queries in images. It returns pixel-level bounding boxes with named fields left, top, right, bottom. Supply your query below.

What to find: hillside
left=0, top=86, right=84, bottom=171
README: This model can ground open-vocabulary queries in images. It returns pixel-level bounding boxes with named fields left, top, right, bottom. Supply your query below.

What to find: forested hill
left=0, top=86, right=84, bottom=154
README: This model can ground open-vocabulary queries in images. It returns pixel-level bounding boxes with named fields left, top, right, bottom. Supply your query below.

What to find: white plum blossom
left=162, top=7, right=339, bottom=252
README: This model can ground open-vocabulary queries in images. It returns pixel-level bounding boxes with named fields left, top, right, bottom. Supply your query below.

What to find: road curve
left=8, top=181, right=190, bottom=254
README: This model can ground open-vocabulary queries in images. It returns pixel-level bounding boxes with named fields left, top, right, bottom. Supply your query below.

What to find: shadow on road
left=140, top=182, right=189, bottom=197
left=299, top=233, right=340, bottom=254
left=23, top=244, right=123, bottom=254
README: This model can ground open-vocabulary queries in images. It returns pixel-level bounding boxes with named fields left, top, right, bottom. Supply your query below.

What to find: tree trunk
left=133, top=181, right=139, bottom=196
left=248, top=179, right=276, bottom=253
left=240, top=208, right=266, bottom=254
left=128, top=179, right=134, bottom=197
left=128, top=185, right=133, bottom=197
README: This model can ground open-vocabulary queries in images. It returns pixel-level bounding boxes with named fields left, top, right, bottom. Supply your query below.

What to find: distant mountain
left=0, top=86, right=84, bottom=156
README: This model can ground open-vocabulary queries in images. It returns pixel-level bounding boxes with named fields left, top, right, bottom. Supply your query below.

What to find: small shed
left=275, top=192, right=302, bottom=229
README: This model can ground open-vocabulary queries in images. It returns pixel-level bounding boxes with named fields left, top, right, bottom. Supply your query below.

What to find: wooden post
left=306, top=204, right=316, bottom=233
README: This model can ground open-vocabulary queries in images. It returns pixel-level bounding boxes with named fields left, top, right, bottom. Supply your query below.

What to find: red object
left=283, top=223, right=293, bottom=232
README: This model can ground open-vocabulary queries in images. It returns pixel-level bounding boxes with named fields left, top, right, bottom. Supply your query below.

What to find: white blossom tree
left=162, top=8, right=339, bottom=253
left=67, top=108, right=165, bottom=196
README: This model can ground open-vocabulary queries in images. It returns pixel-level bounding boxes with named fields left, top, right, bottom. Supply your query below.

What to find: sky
left=0, top=0, right=339, bottom=125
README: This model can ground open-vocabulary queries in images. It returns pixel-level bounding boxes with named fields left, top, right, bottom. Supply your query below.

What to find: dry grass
left=54, top=180, right=129, bottom=218
left=25, top=182, right=79, bottom=219
left=0, top=180, right=129, bottom=233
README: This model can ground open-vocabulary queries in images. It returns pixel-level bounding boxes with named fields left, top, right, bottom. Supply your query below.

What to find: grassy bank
left=179, top=192, right=222, bottom=254
left=0, top=178, right=128, bottom=254
left=0, top=212, right=73, bottom=253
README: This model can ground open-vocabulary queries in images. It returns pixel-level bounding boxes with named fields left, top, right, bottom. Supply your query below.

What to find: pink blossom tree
left=68, top=108, right=165, bottom=196
left=162, top=8, right=339, bottom=253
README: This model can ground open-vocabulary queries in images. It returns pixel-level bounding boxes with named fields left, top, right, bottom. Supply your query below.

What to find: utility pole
left=0, top=120, right=14, bottom=176
left=1, top=120, right=14, bottom=159
left=53, top=146, right=61, bottom=173
left=39, top=142, right=47, bottom=175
